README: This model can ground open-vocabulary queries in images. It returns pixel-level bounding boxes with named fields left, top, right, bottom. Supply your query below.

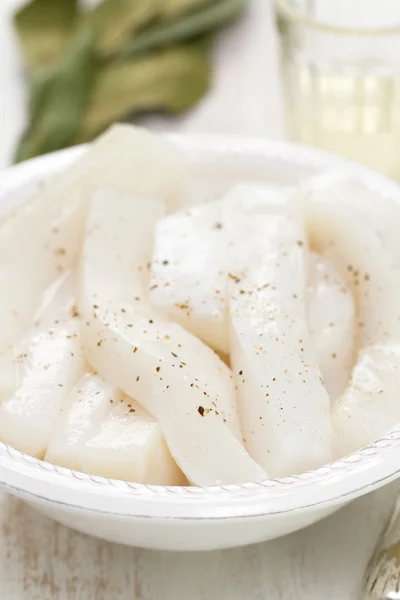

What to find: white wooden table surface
left=0, top=1, right=396, bottom=598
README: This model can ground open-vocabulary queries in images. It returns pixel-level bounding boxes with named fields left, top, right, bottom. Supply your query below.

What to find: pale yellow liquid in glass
left=285, top=63, right=400, bottom=179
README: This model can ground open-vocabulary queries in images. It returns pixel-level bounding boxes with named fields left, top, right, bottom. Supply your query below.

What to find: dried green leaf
left=13, top=0, right=248, bottom=162
left=76, top=43, right=211, bottom=143
left=159, top=0, right=212, bottom=19
left=119, top=0, right=248, bottom=58
left=88, top=0, right=162, bottom=55
left=14, top=26, right=98, bottom=163
left=14, top=0, right=78, bottom=71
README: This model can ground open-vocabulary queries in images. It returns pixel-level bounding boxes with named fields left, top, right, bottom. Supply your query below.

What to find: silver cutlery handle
left=364, top=495, right=400, bottom=599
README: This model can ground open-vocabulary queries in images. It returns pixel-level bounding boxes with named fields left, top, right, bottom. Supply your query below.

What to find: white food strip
left=227, top=192, right=333, bottom=477
left=80, top=189, right=266, bottom=485
left=306, top=189, right=400, bottom=456
left=0, top=269, right=79, bottom=412
left=150, top=200, right=228, bottom=353
left=45, top=373, right=123, bottom=470
left=82, top=188, right=165, bottom=307
left=45, top=373, right=184, bottom=485
left=81, top=189, right=240, bottom=437
left=0, top=183, right=84, bottom=398
left=82, top=398, right=186, bottom=485
left=0, top=124, right=188, bottom=399
left=34, top=269, right=78, bottom=328
left=307, top=252, right=356, bottom=402
left=0, top=319, right=85, bottom=457
left=150, top=184, right=289, bottom=354
left=304, top=173, right=400, bottom=270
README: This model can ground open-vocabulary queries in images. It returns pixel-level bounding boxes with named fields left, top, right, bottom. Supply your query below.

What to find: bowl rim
left=1, top=133, right=400, bottom=521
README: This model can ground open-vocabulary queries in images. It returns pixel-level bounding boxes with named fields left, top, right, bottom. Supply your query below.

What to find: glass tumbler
left=275, top=0, right=400, bottom=179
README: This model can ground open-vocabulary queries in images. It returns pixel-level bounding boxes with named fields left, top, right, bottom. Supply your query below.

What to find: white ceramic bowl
left=1, top=134, right=400, bottom=552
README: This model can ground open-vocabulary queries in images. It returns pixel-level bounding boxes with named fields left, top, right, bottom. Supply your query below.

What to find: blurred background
left=1, top=0, right=400, bottom=178
left=0, top=0, right=283, bottom=169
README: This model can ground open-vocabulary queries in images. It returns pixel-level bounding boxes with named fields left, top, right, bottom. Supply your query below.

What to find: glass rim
left=274, top=0, right=400, bottom=36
